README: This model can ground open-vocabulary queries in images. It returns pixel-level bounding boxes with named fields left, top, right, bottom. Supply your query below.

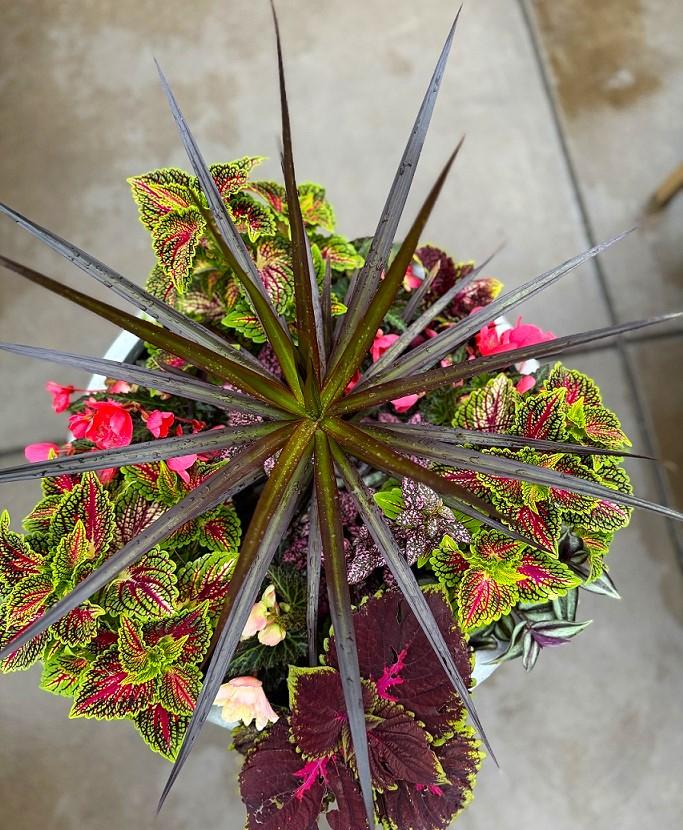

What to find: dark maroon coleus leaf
left=326, top=588, right=472, bottom=738
left=240, top=720, right=327, bottom=830
left=410, top=245, right=461, bottom=302
left=290, top=667, right=443, bottom=792
left=367, top=697, right=446, bottom=791
left=376, top=724, right=481, bottom=830
left=289, top=666, right=356, bottom=756
left=325, top=760, right=369, bottom=830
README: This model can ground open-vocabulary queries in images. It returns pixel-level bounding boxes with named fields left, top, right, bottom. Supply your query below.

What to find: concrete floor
left=0, top=1, right=681, bottom=828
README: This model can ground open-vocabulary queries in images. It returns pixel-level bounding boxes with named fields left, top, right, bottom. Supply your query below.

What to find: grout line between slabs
left=517, top=0, right=683, bottom=565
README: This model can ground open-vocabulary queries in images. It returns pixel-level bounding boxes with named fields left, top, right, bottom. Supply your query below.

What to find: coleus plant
left=0, top=5, right=681, bottom=829
left=240, top=589, right=481, bottom=830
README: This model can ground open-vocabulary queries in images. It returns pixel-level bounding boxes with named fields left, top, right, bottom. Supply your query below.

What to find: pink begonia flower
left=108, top=380, right=132, bottom=394
left=370, top=329, right=399, bottom=363
left=167, top=454, right=197, bottom=484
left=516, top=375, right=537, bottom=394
left=403, top=260, right=425, bottom=291
left=241, top=584, right=287, bottom=646
left=344, top=369, right=361, bottom=395
left=45, top=381, right=77, bottom=413
left=370, top=329, right=424, bottom=413
left=476, top=316, right=555, bottom=358
left=259, top=621, right=287, bottom=647
left=69, top=400, right=133, bottom=450
left=25, top=442, right=60, bottom=462
left=476, top=316, right=555, bottom=384
left=96, top=467, right=118, bottom=485
left=213, top=677, right=279, bottom=730
left=145, top=409, right=175, bottom=438
left=241, top=602, right=269, bottom=641
left=391, top=394, right=421, bottom=413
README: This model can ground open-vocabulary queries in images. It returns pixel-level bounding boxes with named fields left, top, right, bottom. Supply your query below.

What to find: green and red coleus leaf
left=70, top=647, right=157, bottom=719
left=434, top=527, right=579, bottom=631
left=296, top=184, right=336, bottom=231
left=209, top=157, right=264, bottom=200
left=114, top=488, right=167, bottom=547
left=583, top=405, right=631, bottom=449
left=254, top=238, right=295, bottom=313
left=247, top=180, right=287, bottom=214
left=176, top=550, right=235, bottom=617
left=5, top=573, right=54, bottom=629
left=194, top=505, right=241, bottom=553
left=142, top=604, right=212, bottom=667
left=315, top=234, right=365, bottom=272
left=101, top=547, right=179, bottom=619
left=156, top=663, right=202, bottom=716
left=514, top=550, right=580, bottom=602
left=152, top=208, right=206, bottom=293
left=222, top=303, right=268, bottom=343
left=0, top=510, right=45, bottom=585
left=52, top=601, right=104, bottom=647
left=544, top=362, right=602, bottom=407
left=469, top=529, right=524, bottom=574
left=456, top=568, right=517, bottom=630
left=229, top=194, right=277, bottom=242
left=133, top=703, right=190, bottom=761
left=51, top=520, right=97, bottom=589
left=452, top=374, right=517, bottom=432
left=0, top=624, right=49, bottom=672
left=41, top=471, right=79, bottom=497
left=513, top=389, right=567, bottom=441
left=583, top=461, right=633, bottom=532
left=70, top=605, right=210, bottom=720
left=40, top=651, right=91, bottom=697
left=117, top=615, right=170, bottom=681
left=128, top=168, right=197, bottom=232
left=48, top=472, right=115, bottom=557
left=22, top=495, right=62, bottom=534
left=510, top=502, right=563, bottom=551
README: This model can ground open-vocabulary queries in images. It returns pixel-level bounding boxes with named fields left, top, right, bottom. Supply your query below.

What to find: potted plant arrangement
left=0, top=7, right=680, bottom=830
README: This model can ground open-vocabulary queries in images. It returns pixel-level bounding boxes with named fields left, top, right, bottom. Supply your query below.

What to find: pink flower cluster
left=26, top=382, right=202, bottom=483
left=346, top=330, right=421, bottom=413
left=476, top=316, right=555, bottom=393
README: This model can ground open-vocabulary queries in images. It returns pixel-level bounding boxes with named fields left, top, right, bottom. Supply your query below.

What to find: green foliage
left=1, top=12, right=676, bottom=826
left=447, top=368, right=633, bottom=555
left=432, top=531, right=580, bottom=632
left=425, top=366, right=634, bottom=633
left=0, top=459, right=244, bottom=758
left=129, top=162, right=363, bottom=345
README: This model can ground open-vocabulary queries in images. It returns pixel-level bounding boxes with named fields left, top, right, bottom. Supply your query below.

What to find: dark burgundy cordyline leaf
left=327, top=589, right=471, bottom=740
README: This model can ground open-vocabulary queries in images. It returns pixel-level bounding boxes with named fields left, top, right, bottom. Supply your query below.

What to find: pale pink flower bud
left=213, top=677, right=278, bottom=730
left=258, top=621, right=286, bottom=647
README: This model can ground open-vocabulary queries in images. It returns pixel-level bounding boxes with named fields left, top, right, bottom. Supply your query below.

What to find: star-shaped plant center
left=0, top=5, right=680, bottom=828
